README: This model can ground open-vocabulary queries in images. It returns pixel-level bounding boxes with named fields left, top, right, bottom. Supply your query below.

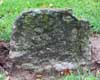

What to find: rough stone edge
left=9, top=8, right=91, bottom=71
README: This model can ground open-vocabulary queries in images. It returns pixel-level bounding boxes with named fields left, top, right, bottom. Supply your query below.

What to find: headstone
left=9, top=9, right=91, bottom=73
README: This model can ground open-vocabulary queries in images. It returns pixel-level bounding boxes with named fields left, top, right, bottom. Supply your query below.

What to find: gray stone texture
left=9, top=9, right=91, bottom=71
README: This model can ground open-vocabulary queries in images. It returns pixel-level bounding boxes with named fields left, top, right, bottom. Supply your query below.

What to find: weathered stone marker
left=9, top=9, right=91, bottom=75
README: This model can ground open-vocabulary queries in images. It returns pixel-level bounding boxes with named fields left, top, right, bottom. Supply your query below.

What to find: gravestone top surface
left=9, top=9, right=91, bottom=71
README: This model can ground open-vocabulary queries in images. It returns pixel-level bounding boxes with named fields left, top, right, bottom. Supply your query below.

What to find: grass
left=0, top=0, right=100, bottom=40
left=0, top=73, right=6, bottom=80
left=63, top=74, right=97, bottom=80
left=62, top=68, right=98, bottom=80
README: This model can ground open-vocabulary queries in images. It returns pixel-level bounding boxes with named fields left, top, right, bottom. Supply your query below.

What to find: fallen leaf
left=63, top=69, right=71, bottom=75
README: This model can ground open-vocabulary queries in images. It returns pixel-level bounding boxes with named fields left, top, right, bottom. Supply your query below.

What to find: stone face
left=9, top=9, right=91, bottom=71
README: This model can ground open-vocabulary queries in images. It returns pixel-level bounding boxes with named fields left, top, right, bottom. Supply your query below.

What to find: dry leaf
left=41, top=4, right=48, bottom=8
